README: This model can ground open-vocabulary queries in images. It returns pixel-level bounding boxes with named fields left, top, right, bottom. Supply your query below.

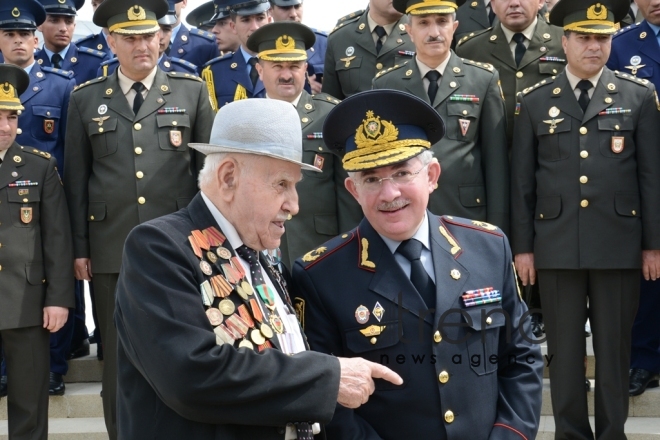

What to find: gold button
left=614, top=125, right=620, bottom=130
left=476, top=198, right=481, bottom=204
left=172, top=121, right=178, bottom=126
left=462, top=110, right=468, bottom=115
left=580, top=150, right=589, bottom=159
left=135, top=147, right=143, bottom=155
left=0, top=265, right=2, bottom=271
left=136, top=171, right=144, bottom=179
left=632, top=210, right=637, bottom=216
left=581, top=199, right=589, bottom=208
left=580, top=127, right=587, bottom=135
left=301, top=117, right=309, bottom=123
left=438, top=371, right=449, bottom=384
left=90, top=216, right=95, bottom=220
left=98, top=128, right=104, bottom=133
left=434, top=331, right=442, bottom=343
left=486, top=317, right=493, bottom=325
left=539, top=214, right=544, bottom=219
left=376, top=63, right=383, bottom=70
left=444, top=410, right=454, bottom=423
left=138, top=197, right=146, bottom=205
left=553, top=69, right=557, bottom=74
left=605, top=97, right=613, bottom=104
left=580, top=176, right=588, bottom=184
left=134, top=123, right=142, bottom=130
left=516, top=71, right=523, bottom=78
left=22, top=198, right=28, bottom=203
left=449, top=81, right=457, bottom=88
left=370, top=337, right=377, bottom=345
left=0, top=243, right=2, bottom=248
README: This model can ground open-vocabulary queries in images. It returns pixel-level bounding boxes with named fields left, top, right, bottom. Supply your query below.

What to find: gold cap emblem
left=586, top=3, right=608, bottom=20
left=11, top=7, right=20, bottom=17
left=276, top=35, right=295, bottom=50
left=128, top=5, right=146, bottom=21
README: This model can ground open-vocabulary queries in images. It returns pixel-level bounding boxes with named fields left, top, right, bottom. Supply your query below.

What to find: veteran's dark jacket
left=511, top=68, right=660, bottom=268
left=0, top=143, right=74, bottom=330
left=293, top=214, right=543, bottom=440
left=321, top=8, right=415, bottom=99
left=373, top=53, right=510, bottom=234
left=115, top=192, right=341, bottom=439
left=63, top=68, right=214, bottom=274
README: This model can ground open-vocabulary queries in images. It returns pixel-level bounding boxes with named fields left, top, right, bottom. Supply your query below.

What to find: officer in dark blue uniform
left=207, top=0, right=241, bottom=54
left=0, top=0, right=77, bottom=398
left=167, top=0, right=219, bottom=69
left=292, top=89, right=543, bottom=439
left=607, top=2, right=660, bottom=397
left=74, top=0, right=111, bottom=54
left=34, top=0, right=109, bottom=84
left=201, top=0, right=270, bottom=110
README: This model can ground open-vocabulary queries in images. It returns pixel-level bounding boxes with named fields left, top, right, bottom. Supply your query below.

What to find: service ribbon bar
left=8, top=181, right=39, bottom=187
left=157, top=107, right=187, bottom=114
left=450, top=94, right=480, bottom=102
left=598, top=108, right=631, bottom=116
left=307, top=133, right=323, bottom=139
left=540, top=57, right=566, bottom=62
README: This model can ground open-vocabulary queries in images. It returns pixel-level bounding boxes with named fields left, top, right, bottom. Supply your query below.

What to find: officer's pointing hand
left=336, top=357, right=403, bottom=409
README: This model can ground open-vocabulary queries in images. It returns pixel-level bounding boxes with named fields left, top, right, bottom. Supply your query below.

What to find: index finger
left=368, top=362, right=403, bottom=385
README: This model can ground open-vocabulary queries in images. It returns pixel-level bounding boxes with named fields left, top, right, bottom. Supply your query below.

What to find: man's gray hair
left=198, top=153, right=229, bottom=189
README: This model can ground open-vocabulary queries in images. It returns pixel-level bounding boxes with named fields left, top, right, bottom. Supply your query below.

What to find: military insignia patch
left=21, top=207, right=32, bottom=224
left=18, top=189, right=29, bottom=196
left=44, top=119, right=55, bottom=134
left=313, top=154, right=325, bottom=170
left=439, top=226, right=461, bottom=255
left=294, top=297, right=305, bottom=329
left=611, top=136, right=624, bottom=153
left=459, top=119, right=470, bottom=137
left=472, top=220, right=498, bottom=231
left=355, top=305, right=370, bottom=324
left=360, top=238, right=376, bottom=269
left=302, top=246, right=327, bottom=262
left=372, top=302, right=385, bottom=322
left=170, top=130, right=182, bottom=147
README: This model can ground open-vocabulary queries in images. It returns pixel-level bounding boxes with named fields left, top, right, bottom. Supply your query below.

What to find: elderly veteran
left=292, top=89, right=543, bottom=440
left=511, top=0, right=660, bottom=437
left=246, top=21, right=361, bottom=268
left=114, top=98, right=402, bottom=440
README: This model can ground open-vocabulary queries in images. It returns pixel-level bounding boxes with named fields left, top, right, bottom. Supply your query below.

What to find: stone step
left=0, top=383, right=103, bottom=420
left=542, top=379, right=660, bottom=417
left=537, top=416, right=660, bottom=439
left=65, top=343, right=103, bottom=383
left=0, top=417, right=108, bottom=440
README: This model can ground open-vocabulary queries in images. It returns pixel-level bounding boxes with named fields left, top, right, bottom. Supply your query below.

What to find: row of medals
left=189, top=227, right=283, bottom=352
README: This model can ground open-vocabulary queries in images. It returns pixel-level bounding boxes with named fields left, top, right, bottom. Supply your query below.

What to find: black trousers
left=538, top=269, right=639, bottom=440
left=93, top=273, right=119, bottom=440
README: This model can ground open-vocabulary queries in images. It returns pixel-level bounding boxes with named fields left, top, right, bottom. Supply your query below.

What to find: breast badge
left=21, top=207, right=32, bottom=224
left=355, top=305, right=370, bottom=324
left=611, top=136, right=624, bottom=154
left=372, top=302, right=385, bottom=322
left=170, top=130, right=182, bottom=147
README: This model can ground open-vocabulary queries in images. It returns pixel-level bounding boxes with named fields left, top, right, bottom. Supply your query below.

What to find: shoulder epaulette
left=73, top=75, right=107, bottom=91
left=441, top=215, right=503, bottom=237
left=374, top=61, right=409, bottom=79
left=192, top=28, right=215, bottom=42
left=335, top=9, right=364, bottom=25
left=99, top=58, right=116, bottom=67
left=74, top=34, right=96, bottom=45
left=312, top=28, right=328, bottom=37
left=170, top=57, right=198, bottom=71
left=167, top=71, right=203, bottom=81
left=521, top=76, right=555, bottom=95
left=312, top=93, right=340, bottom=105
left=331, top=11, right=363, bottom=33
left=461, top=58, right=495, bottom=72
left=203, top=52, right=233, bottom=68
left=615, top=70, right=651, bottom=87
left=20, top=146, right=52, bottom=160
left=81, top=47, right=107, bottom=58
left=456, top=27, right=492, bottom=46
left=612, top=22, right=638, bottom=37
left=41, top=66, right=73, bottom=79
left=301, top=230, right=357, bottom=269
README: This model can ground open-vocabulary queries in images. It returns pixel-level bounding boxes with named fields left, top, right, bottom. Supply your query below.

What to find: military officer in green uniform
left=247, top=22, right=362, bottom=268
left=373, top=0, right=510, bottom=235
left=511, top=0, right=660, bottom=437
left=321, top=1, right=416, bottom=99
left=0, top=64, right=73, bottom=440
left=456, top=0, right=566, bottom=147
left=62, top=0, right=214, bottom=437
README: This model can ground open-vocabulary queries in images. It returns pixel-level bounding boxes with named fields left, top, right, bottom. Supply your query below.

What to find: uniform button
left=134, top=123, right=142, bottom=130
left=376, top=63, right=383, bottom=70
left=135, top=147, right=143, bottom=155
left=476, top=198, right=481, bottom=204
left=580, top=150, right=589, bottom=159
left=90, top=216, right=95, bottom=220
left=138, top=197, right=146, bottom=205
left=581, top=199, right=589, bottom=208
left=486, top=317, right=493, bottom=325
left=301, top=117, right=309, bottom=123
left=614, top=124, right=620, bottom=130
left=632, top=210, right=637, bottom=216
left=0, top=243, right=2, bottom=248
left=22, top=198, right=28, bottom=203
left=136, top=171, right=144, bottom=179
left=370, top=337, right=377, bottom=345
left=438, top=371, right=449, bottom=384
left=0, top=265, right=3, bottom=271
left=444, top=410, right=454, bottom=423
left=434, top=331, right=442, bottom=343
left=580, top=127, right=588, bottom=135
left=539, top=214, right=544, bottom=219
left=580, top=176, right=588, bottom=184
left=172, top=121, right=178, bottom=126
left=516, top=71, right=523, bottom=78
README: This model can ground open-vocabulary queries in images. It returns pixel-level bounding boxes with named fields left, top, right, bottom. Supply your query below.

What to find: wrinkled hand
left=642, top=250, right=660, bottom=281
left=514, top=253, right=536, bottom=286
left=336, top=357, right=403, bottom=409
left=74, top=258, right=92, bottom=281
left=308, top=74, right=323, bottom=94
left=43, top=307, right=69, bottom=332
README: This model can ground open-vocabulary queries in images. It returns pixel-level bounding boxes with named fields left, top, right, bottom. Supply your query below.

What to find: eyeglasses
left=355, top=165, right=428, bottom=192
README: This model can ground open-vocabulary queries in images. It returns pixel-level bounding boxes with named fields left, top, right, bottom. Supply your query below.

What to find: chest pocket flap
left=597, top=115, right=633, bottom=131
left=335, top=56, right=362, bottom=71
left=88, top=117, right=118, bottom=136
left=7, top=187, right=41, bottom=203
left=345, top=321, right=400, bottom=353
left=156, top=113, right=191, bottom=129
left=32, top=105, right=61, bottom=119
left=537, top=118, right=571, bottom=136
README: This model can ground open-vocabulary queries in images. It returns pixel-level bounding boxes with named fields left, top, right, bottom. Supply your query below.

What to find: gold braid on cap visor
left=406, top=0, right=457, bottom=14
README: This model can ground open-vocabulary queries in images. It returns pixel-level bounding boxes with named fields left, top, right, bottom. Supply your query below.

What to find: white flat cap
left=189, top=98, right=321, bottom=172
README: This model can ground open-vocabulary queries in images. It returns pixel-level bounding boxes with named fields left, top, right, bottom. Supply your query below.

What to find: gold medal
left=218, top=299, right=235, bottom=316
left=236, top=283, right=248, bottom=300
left=238, top=339, right=254, bottom=350
left=260, top=323, right=274, bottom=339
left=251, top=329, right=266, bottom=345
left=207, top=251, right=218, bottom=264
left=269, top=313, right=285, bottom=334
left=200, top=260, right=213, bottom=276
left=241, top=280, right=254, bottom=296
left=216, top=247, right=231, bottom=260
left=206, top=308, right=223, bottom=326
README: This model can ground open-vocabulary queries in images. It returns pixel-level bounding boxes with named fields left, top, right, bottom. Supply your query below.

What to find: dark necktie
left=397, top=239, right=435, bottom=309
left=248, top=57, right=259, bottom=88
left=488, top=5, right=496, bottom=25
left=576, top=79, right=592, bottom=113
left=131, top=82, right=145, bottom=115
left=512, top=33, right=526, bottom=66
left=51, top=53, right=63, bottom=69
left=425, top=70, right=441, bottom=103
left=374, top=25, right=387, bottom=54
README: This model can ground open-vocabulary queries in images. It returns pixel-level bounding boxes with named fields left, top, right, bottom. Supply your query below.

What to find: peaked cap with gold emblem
left=36, top=0, right=84, bottom=17
left=93, top=0, right=168, bottom=35
left=393, top=0, right=458, bottom=15
left=247, top=22, right=315, bottom=62
left=227, top=0, right=270, bottom=16
left=0, top=64, right=30, bottom=111
left=0, top=0, right=46, bottom=30
left=323, top=89, right=445, bottom=172
left=549, top=0, right=627, bottom=34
